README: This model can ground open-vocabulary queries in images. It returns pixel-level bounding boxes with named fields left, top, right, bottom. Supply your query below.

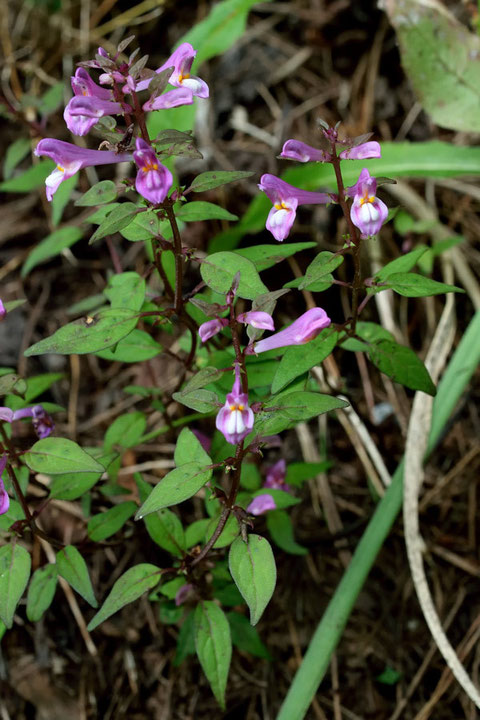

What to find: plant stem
left=163, top=200, right=184, bottom=315
left=130, top=89, right=150, bottom=143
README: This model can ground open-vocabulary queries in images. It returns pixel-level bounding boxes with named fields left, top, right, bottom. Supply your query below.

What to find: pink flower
left=237, top=311, right=274, bottom=331
left=280, top=140, right=331, bottom=163
left=0, top=300, right=5, bottom=321
left=133, top=138, right=173, bottom=205
left=246, top=494, right=276, bottom=516
left=175, top=583, right=194, bottom=606
left=198, top=318, right=228, bottom=343
left=347, top=168, right=388, bottom=238
left=35, top=138, right=132, bottom=200
left=258, top=174, right=334, bottom=242
left=339, top=141, right=381, bottom=160
left=143, top=87, right=194, bottom=112
left=249, top=308, right=331, bottom=354
left=64, top=96, right=130, bottom=137
left=216, top=367, right=254, bottom=445
left=1, top=404, right=55, bottom=439
left=264, top=459, right=290, bottom=492
left=0, top=455, right=9, bottom=516
left=135, top=42, right=209, bottom=99
left=70, top=67, right=111, bottom=101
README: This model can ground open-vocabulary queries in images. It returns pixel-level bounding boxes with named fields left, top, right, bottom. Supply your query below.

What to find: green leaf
left=271, top=330, right=338, bottom=394
left=24, top=308, right=138, bottom=356
left=381, top=272, right=464, bottom=298
left=172, top=388, right=219, bottom=413
left=185, top=519, right=210, bottom=549
left=89, top=203, right=139, bottom=243
left=174, top=612, right=196, bottom=665
left=24, top=372, right=64, bottom=403
left=368, top=339, right=436, bottom=395
left=104, top=272, right=146, bottom=311
left=26, top=565, right=58, bottom=621
left=253, top=392, right=349, bottom=437
left=176, top=201, right=237, bottom=222
left=194, top=601, right=232, bottom=708
left=341, top=321, right=395, bottom=352
left=0, top=160, right=54, bottom=193
left=0, top=544, right=31, bottom=628
left=227, top=611, right=271, bottom=659
left=135, top=462, right=212, bottom=519
left=104, top=412, right=147, bottom=452
left=201, top=251, right=268, bottom=300
left=3, top=138, right=31, bottom=180
left=236, top=242, right=316, bottom=272
left=228, top=534, right=276, bottom=626
left=266, top=510, right=307, bottom=556
left=376, top=246, right=428, bottom=280
left=95, top=329, right=162, bottom=363
left=21, top=226, right=83, bottom=277
left=188, top=170, right=254, bottom=193
left=205, top=515, right=239, bottom=549
left=24, top=438, right=105, bottom=475
left=384, top=0, right=480, bottom=132
left=251, top=489, right=301, bottom=510
left=174, top=427, right=212, bottom=467
left=184, top=0, right=266, bottom=64
left=87, top=502, right=137, bottom=541
left=120, top=210, right=170, bottom=242
left=285, top=461, right=332, bottom=487
left=135, top=475, right=186, bottom=556
left=0, top=374, right=27, bottom=397
left=158, top=577, right=186, bottom=600
left=3, top=299, right=26, bottom=314
left=284, top=275, right=333, bottom=293
left=87, top=564, right=161, bottom=631
left=299, top=251, right=344, bottom=289
left=50, top=452, right=115, bottom=501
left=51, top=173, right=78, bottom=226
left=75, top=180, right=118, bottom=207
left=181, top=366, right=223, bottom=392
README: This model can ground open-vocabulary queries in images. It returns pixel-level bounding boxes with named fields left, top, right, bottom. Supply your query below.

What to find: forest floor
left=1, top=0, right=480, bottom=718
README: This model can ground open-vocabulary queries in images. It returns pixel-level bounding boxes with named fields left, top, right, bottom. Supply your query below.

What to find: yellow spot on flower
left=229, top=403, right=244, bottom=411
left=57, top=165, right=65, bottom=172
left=142, top=159, right=159, bottom=173
left=274, top=201, right=288, bottom=210
left=178, top=72, right=190, bottom=82
left=360, top=194, right=375, bottom=206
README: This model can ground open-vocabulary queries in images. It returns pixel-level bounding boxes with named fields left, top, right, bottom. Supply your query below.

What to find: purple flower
left=216, top=367, right=254, bottom=445
left=264, top=459, right=290, bottom=491
left=135, top=42, right=209, bottom=98
left=246, top=494, right=276, bottom=516
left=339, top=141, right=381, bottom=160
left=70, top=67, right=111, bottom=101
left=133, top=138, right=173, bottom=205
left=191, top=429, right=212, bottom=453
left=249, top=308, right=331, bottom=354
left=0, top=455, right=9, bottom=516
left=35, top=139, right=132, bottom=200
left=0, top=300, right=6, bottom=321
left=237, top=311, right=274, bottom=331
left=0, top=404, right=54, bottom=438
left=258, top=174, right=334, bottom=242
left=143, top=87, right=194, bottom=112
left=175, top=582, right=194, bottom=606
left=198, top=318, right=228, bottom=343
left=347, top=168, right=388, bottom=238
left=280, top=140, right=331, bottom=163
left=64, top=96, right=130, bottom=137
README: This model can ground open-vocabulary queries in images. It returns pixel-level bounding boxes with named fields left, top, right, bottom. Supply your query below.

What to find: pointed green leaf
left=90, top=203, right=139, bottom=243
left=87, top=502, right=137, bottom=541
left=87, top=564, right=161, bottom=631
left=104, top=412, right=147, bottom=452
left=201, top=251, right=268, bottom=300
left=24, top=438, right=105, bottom=475
left=253, top=392, right=348, bottom=436
left=75, top=180, right=117, bottom=207
left=0, top=544, right=31, bottom=628
left=299, top=251, right=344, bottom=289
left=227, top=611, right=271, bottom=659
left=135, top=462, right=212, bottom=519
left=271, top=330, right=338, bottom=394
left=24, top=308, right=138, bottom=356
left=95, top=329, right=162, bottom=362
left=376, top=246, right=428, bottom=280
left=382, top=272, right=464, bottom=297
left=172, top=388, right=219, bottom=413
left=229, top=534, right=276, bottom=626
left=194, top=601, right=231, bottom=708
left=26, top=565, right=58, bottom=621
left=236, top=243, right=316, bottom=272
left=22, top=227, right=83, bottom=277
left=205, top=515, right=239, bottom=549
left=266, top=510, right=307, bottom=556
left=188, top=170, right=253, bottom=193
left=174, top=427, right=212, bottom=467
left=0, top=374, right=27, bottom=397
left=56, top=545, right=97, bottom=608
left=176, top=201, right=237, bottom=222
left=103, top=271, right=146, bottom=311
left=368, top=339, right=436, bottom=395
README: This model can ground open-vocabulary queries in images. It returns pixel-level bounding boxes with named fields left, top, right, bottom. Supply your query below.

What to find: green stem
left=277, top=310, right=480, bottom=720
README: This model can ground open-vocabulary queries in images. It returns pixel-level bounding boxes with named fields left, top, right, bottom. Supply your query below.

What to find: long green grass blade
left=277, top=310, right=480, bottom=720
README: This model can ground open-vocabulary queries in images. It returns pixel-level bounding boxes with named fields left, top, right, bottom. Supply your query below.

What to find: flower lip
left=280, top=139, right=331, bottom=163
left=252, top=307, right=331, bottom=354
left=215, top=366, right=254, bottom=445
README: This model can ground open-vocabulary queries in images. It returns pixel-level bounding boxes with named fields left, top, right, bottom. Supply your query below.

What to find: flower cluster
left=36, top=42, right=208, bottom=205
left=259, top=130, right=387, bottom=241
